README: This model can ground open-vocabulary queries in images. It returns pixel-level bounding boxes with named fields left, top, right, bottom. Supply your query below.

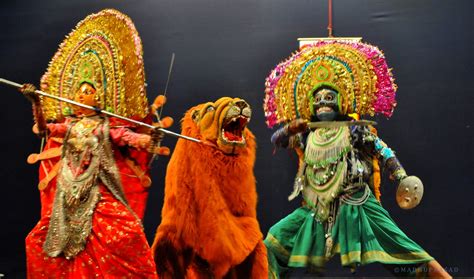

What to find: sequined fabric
left=26, top=185, right=157, bottom=278
left=26, top=117, right=157, bottom=278
left=44, top=117, right=134, bottom=258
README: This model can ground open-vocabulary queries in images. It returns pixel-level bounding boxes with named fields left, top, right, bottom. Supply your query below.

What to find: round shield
left=396, top=176, right=424, bottom=209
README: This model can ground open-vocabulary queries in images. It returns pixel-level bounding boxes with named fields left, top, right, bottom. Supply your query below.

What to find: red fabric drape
left=26, top=122, right=157, bottom=278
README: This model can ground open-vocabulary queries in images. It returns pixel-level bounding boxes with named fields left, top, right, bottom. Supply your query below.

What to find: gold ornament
left=40, top=9, right=149, bottom=121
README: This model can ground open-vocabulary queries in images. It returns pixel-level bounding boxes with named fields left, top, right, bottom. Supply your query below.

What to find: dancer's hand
left=147, top=94, right=174, bottom=156
left=150, top=94, right=174, bottom=129
left=288, top=118, right=308, bottom=134
left=19, top=83, right=39, bottom=103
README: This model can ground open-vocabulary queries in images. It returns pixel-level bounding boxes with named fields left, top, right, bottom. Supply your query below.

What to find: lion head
left=187, top=97, right=252, bottom=154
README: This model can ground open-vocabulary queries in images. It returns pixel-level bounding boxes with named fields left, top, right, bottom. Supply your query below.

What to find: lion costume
left=152, top=97, right=268, bottom=279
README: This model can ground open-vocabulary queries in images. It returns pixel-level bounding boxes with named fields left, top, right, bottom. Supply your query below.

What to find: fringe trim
left=304, top=127, right=351, bottom=168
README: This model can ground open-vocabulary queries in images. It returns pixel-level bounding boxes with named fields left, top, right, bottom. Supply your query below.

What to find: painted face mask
left=312, top=88, right=339, bottom=121
left=73, top=82, right=98, bottom=116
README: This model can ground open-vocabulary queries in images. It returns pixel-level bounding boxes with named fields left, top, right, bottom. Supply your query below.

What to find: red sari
left=25, top=117, right=157, bottom=278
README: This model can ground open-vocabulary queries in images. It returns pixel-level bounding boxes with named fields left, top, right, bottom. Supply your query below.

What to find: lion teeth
left=221, top=114, right=250, bottom=144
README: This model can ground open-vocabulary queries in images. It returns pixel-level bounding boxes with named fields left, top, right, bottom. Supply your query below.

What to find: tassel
left=288, top=175, right=304, bottom=201
left=325, top=236, right=333, bottom=258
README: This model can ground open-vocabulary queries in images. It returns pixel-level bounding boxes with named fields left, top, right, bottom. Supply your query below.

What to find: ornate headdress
left=263, top=40, right=397, bottom=128
left=40, top=9, right=149, bottom=121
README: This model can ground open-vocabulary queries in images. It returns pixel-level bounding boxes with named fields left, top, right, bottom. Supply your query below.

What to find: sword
left=307, top=120, right=377, bottom=129
left=158, top=52, right=175, bottom=119
left=0, top=77, right=201, bottom=143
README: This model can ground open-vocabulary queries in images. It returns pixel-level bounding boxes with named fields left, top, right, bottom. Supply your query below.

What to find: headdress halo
left=40, top=9, right=149, bottom=121
left=264, top=40, right=397, bottom=128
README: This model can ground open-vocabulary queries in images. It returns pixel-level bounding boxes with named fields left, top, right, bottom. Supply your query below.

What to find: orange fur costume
left=152, top=97, right=268, bottom=279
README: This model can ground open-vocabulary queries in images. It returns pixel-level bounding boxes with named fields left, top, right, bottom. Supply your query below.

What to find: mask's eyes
left=325, top=94, right=334, bottom=101
left=314, top=95, right=322, bottom=103
left=206, top=106, right=215, bottom=113
left=191, top=110, right=200, bottom=121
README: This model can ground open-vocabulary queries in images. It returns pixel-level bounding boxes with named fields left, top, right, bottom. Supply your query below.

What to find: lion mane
left=152, top=97, right=268, bottom=279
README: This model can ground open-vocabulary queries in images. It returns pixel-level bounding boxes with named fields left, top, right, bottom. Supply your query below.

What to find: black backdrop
left=0, top=0, right=472, bottom=277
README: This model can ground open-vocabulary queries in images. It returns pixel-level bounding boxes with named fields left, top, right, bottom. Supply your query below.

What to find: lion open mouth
left=222, top=115, right=249, bottom=144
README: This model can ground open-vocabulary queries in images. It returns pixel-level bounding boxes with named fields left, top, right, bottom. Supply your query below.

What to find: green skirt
left=264, top=193, right=433, bottom=278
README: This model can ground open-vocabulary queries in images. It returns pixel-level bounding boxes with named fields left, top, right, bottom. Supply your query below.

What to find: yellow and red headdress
left=40, top=9, right=149, bottom=121
left=263, top=40, right=397, bottom=128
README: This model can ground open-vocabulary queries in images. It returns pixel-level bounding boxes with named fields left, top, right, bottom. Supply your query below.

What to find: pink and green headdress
left=263, top=40, right=397, bottom=128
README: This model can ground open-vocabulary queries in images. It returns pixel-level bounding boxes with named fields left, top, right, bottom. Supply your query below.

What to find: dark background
left=0, top=0, right=472, bottom=277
